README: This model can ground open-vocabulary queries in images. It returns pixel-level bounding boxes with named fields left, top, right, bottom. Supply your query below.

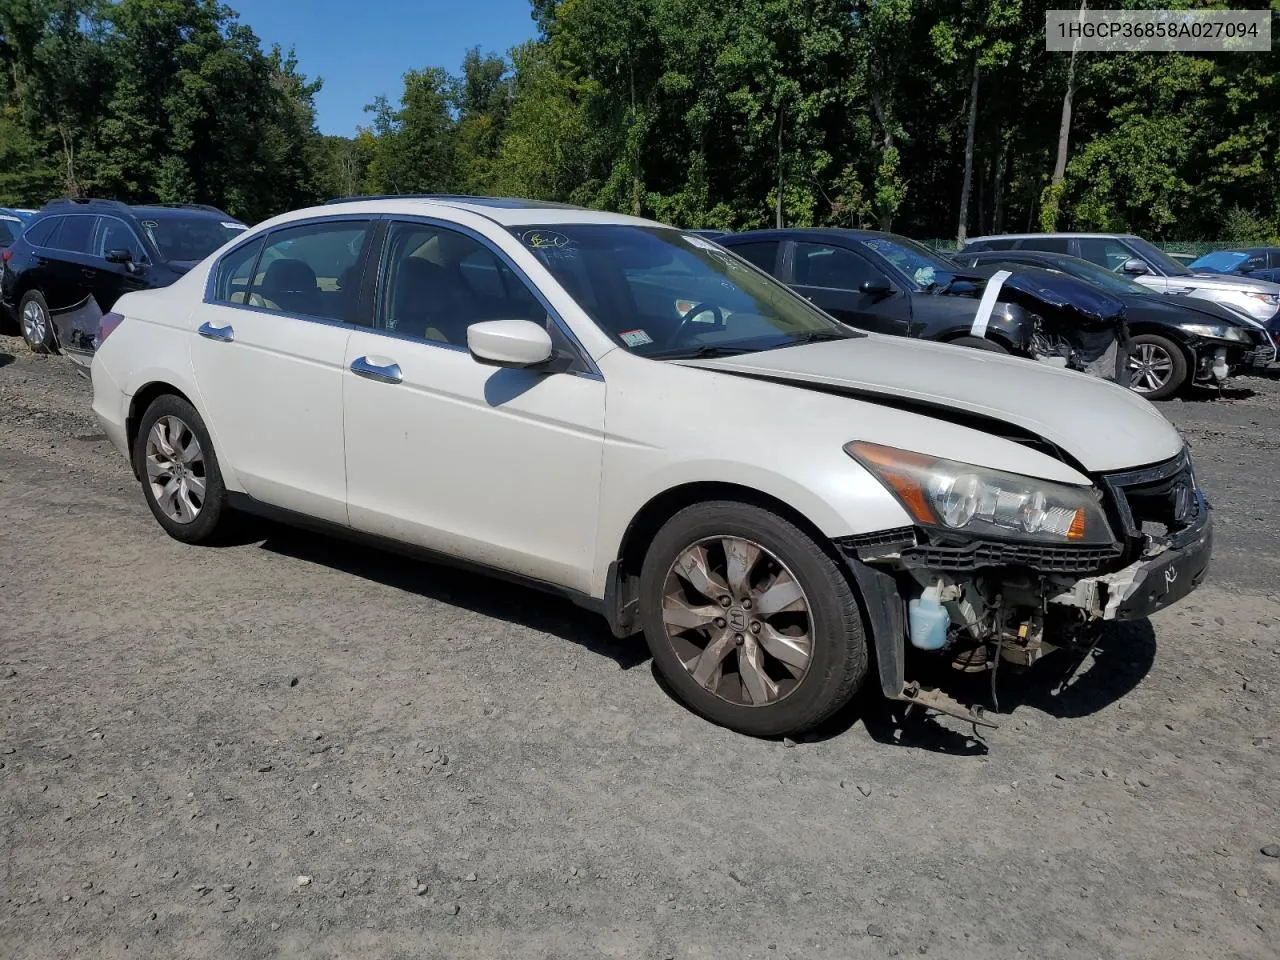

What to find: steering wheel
left=668, top=301, right=725, bottom=346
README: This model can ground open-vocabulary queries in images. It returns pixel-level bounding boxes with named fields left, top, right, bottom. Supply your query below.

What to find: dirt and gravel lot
left=1, top=335, right=1277, bottom=960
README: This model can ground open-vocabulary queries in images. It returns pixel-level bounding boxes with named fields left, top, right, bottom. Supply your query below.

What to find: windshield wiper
left=767, top=330, right=852, bottom=348
left=648, top=344, right=758, bottom=360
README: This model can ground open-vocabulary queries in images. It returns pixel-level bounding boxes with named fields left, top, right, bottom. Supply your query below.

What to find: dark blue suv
left=1, top=198, right=247, bottom=365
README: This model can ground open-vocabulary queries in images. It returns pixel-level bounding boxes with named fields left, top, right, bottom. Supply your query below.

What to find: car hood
left=165, top=260, right=201, bottom=275
left=679, top=336, right=1183, bottom=474
left=1174, top=272, right=1280, bottom=294
left=1121, top=291, right=1257, bottom=328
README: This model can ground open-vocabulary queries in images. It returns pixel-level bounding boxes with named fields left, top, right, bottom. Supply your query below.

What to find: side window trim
left=202, top=214, right=377, bottom=329
left=371, top=214, right=601, bottom=380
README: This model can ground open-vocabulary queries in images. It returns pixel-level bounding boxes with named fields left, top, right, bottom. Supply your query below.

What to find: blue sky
left=231, top=0, right=539, bottom=136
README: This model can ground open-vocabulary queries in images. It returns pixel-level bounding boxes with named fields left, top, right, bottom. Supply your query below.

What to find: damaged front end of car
left=836, top=443, right=1212, bottom=728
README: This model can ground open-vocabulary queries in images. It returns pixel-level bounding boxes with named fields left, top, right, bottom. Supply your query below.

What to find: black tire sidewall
left=1129, top=333, right=1187, bottom=400
left=19, top=291, right=56, bottom=353
left=639, top=501, right=868, bottom=737
left=131, top=394, right=229, bottom=544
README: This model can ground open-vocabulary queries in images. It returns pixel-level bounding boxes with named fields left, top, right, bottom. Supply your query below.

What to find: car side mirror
left=105, top=248, right=134, bottom=265
left=467, top=319, right=555, bottom=369
left=859, top=278, right=893, bottom=297
left=1121, top=257, right=1149, bottom=276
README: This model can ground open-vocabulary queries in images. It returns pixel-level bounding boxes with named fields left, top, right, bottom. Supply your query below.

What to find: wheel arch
left=937, top=324, right=1019, bottom=353
left=125, top=381, right=198, bottom=478
left=603, top=481, right=858, bottom=639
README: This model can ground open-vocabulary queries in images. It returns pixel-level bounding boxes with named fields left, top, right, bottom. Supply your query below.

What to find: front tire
left=1128, top=333, right=1187, bottom=400
left=131, top=394, right=232, bottom=544
left=639, top=501, right=869, bottom=737
left=19, top=291, right=57, bottom=353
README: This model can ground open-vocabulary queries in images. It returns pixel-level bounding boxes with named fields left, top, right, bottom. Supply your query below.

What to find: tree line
left=2, top=0, right=1277, bottom=242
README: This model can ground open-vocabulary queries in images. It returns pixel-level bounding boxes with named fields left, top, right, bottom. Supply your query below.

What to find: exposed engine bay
left=838, top=447, right=1213, bottom=729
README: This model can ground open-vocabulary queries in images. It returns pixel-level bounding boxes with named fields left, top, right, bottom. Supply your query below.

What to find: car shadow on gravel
left=0, top=352, right=15, bottom=368
left=798, top=619, right=1157, bottom=753
left=253, top=521, right=652, bottom=670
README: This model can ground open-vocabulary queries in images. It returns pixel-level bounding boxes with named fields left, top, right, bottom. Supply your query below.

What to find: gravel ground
left=1, top=335, right=1277, bottom=960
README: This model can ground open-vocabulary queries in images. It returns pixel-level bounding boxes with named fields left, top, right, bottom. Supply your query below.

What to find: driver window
left=794, top=242, right=881, bottom=290
left=377, top=221, right=547, bottom=345
left=1078, top=238, right=1136, bottom=271
left=95, top=217, right=146, bottom=262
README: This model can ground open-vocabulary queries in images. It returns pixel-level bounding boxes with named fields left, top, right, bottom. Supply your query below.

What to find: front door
left=90, top=215, right=150, bottom=310
left=342, top=219, right=606, bottom=592
left=786, top=240, right=910, bottom=336
left=188, top=217, right=375, bottom=524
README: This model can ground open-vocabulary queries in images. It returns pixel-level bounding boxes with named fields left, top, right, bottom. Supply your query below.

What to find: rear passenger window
left=213, top=237, right=265, bottom=304
left=50, top=215, right=96, bottom=254
left=730, top=241, right=780, bottom=273
left=246, top=220, right=371, bottom=322
left=964, top=239, right=1015, bottom=252
left=1020, top=237, right=1071, bottom=254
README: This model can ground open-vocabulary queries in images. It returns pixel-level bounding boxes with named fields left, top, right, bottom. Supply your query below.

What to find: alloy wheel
left=22, top=300, right=47, bottom=346
left=144, top=416, right=207, bottom=523
left=661, top=536, right=813, bottom=706
left=1129, top=342, right=1175, bottom=394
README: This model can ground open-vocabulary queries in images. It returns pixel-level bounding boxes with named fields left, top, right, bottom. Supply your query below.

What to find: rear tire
left=18, top=290, right=57, bottom=353
left=639, top=500, right=868, bottom=737
left=1127, top=333, right=1187, bottom=400
left=950, top=335, right=1008, bottom=353
left=131, top=394, right=232, bottom=544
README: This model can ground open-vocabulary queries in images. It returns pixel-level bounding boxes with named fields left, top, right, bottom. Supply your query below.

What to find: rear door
left=786, top=240, right=910, bottom=336
left=41, top=214, right=99, bottom=313
left=189, top=217, right=374, bottom=523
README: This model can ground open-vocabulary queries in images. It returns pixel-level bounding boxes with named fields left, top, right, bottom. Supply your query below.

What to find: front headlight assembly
left=1180, top=322, right=1250, bottom=342
left=846, top=442, right=1115, bottom=545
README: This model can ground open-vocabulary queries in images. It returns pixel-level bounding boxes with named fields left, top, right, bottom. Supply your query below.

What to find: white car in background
left=90, top=197, right=1212, bottom=737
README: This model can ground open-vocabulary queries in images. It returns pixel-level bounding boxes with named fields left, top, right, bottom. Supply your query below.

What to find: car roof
left=966, top=232, right=1140, bottom=242
left=129, top=205, right=238, bottom=221
left=289, top=196, right=663, bottom=229
left=723, top=227, right=904, bottom=242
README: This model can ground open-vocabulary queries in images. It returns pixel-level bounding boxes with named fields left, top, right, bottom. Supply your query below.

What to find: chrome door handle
left=197, top=321, right=235, bottom=343
left=350, top=355, right=402, bottom=384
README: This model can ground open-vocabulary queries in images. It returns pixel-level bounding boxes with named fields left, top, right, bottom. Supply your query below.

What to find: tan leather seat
left=258, top=259, right=320, bottom=316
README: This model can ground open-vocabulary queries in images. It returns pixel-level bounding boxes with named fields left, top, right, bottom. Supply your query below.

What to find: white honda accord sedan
left=90, top=196, right=1212, bottom=736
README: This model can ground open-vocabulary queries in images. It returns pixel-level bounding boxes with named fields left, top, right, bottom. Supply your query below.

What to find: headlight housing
left=1180, top=322, right=1250, bottom=342
left=846, top=442, right=1115, bottom=545
left=1245, top=291, right=1280, bottom=307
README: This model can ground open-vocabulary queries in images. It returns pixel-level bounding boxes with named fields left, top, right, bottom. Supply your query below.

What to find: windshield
left=1125, top=236, right=1192, bottom=276
left=511, top=225, right=856, bottom=357
left=0, top=217, right=20, bottom=246
left=1188, top=250, right=1248, bottom=273
left=858, top=236, right=957, bottom=290
left=1050, top=257, right=1150, bottom=294
left=138, top=216, right=247, bottom=263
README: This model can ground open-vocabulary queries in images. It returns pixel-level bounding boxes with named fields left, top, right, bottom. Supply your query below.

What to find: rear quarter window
left=23, top=216, right=60, bottom=247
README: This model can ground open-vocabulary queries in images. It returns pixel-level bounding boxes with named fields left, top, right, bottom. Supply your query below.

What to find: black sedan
left=953, top=248, right=1275, bottom=399
left=718, top=228, right=1037, bottom=354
